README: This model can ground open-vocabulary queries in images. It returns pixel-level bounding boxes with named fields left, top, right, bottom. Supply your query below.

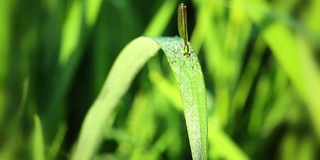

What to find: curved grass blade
left=72, top=37, right=160, bottom=160
left=72, top=36, right=207, bottom=160
left=152, top=36, right=207, bottom=159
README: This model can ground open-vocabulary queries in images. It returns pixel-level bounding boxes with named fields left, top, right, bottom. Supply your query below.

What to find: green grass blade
left=84, top=0, right=103, bottom=27
left=72, top=37, right=160, bottom=160
left=72, top=36, right=207, bottom=160
left=152, top=36, right=207, bottom=160
left=59, top=0, right=82, bottom=65
left=33, top=115, right=45, bottom=160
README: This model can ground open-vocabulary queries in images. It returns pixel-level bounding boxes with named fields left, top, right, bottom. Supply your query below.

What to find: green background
left=1, top=0, right=320, bottom=159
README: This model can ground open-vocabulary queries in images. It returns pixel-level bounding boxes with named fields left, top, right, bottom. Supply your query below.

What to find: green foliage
left=1, top=0, right=320, bottom=159
left=73, top=36, right=207, bottom=159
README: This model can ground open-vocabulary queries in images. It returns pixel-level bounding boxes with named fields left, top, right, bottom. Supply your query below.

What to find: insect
left=178, top=3, right=190, bottom=57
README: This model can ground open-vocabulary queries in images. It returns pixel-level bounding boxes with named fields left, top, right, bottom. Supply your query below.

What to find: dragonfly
left=178, top=3, right=190, bottom=57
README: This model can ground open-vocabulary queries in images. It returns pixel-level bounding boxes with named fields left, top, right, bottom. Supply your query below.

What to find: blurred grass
left=33, top=115, right=45, bottom=160
left=1, top=0, right=320, bottom=159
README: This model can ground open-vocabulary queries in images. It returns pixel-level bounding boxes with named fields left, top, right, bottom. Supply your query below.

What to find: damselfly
left=178, top=3, right=190, bottom=57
